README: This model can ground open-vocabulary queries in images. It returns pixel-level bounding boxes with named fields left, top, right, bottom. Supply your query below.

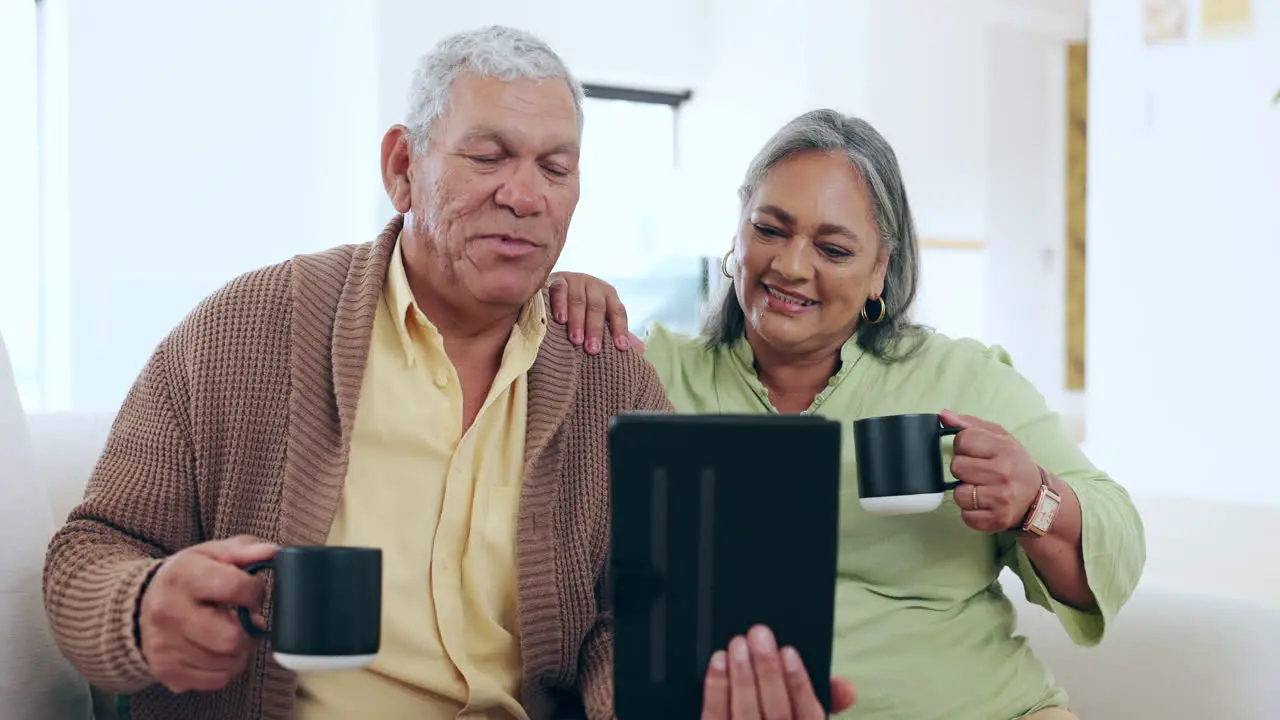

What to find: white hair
left=405, top=25, right=586, bottom=151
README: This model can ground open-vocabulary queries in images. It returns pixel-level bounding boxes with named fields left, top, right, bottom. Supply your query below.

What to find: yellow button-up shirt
left=296, top=236, right=547, bottom=719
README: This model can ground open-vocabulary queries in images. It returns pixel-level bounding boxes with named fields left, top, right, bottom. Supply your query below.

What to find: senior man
left=43, top=25, right=851, bottom=720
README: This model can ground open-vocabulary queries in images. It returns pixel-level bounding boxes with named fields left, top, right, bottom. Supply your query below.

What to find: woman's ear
left=721, top=237, right=740, bottom=279
left=870, top=247, right=891, bottom=298
left=381, top=125, right=413, bottom=213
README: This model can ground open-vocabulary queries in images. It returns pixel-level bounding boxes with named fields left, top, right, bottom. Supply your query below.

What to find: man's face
left=399, top=72, right=581, bottom=311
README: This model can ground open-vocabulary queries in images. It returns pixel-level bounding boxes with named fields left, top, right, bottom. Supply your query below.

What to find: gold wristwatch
left=1015, top=467, right=1062, bottom=537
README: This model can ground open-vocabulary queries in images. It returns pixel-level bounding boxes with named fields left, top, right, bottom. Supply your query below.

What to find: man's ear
left=381, top=125, right=413, bottom=213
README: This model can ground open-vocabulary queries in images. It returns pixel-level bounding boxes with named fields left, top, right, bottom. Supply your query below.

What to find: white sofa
left=0, top=333, right=96, bottom=719
left=4, top=327, right=1280, bottom=719
left=1007, top=578, right=1280, bottom=718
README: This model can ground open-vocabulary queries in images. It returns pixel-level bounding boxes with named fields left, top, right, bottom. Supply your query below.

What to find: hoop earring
left=861, top=296, right=887, bottom=324
left=721, top=250, right=734, bottom=279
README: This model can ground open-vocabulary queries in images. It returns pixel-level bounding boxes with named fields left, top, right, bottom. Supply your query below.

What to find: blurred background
left=1, top=0, right=1277, bottom=636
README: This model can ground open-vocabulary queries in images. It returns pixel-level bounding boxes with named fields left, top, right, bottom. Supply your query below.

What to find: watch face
left=1028, top=491, right=1062, bottom=532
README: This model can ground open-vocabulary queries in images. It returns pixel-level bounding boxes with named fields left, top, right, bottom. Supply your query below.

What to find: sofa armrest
left=26, top=411, right=116, bottom=522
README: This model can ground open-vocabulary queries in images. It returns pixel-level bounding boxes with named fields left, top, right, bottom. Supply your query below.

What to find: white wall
left=870, top=0, right=992, bottom=243
left=915, top=247, right=989, bottom=344
left=985, top=23, right=1070, bottom=412
left=37, top=0, right=708, bottom=411
left=1086, top=0, right=1280, bottom=507
left=671, top=0, right=826, bottom=259
left=44, top=0, right=381, bottom=410
left=867, top=0, right=1000, bottom=357
left=0, top=0, right=41, bottom=408
left=874, top=0, right=1077, bottom=416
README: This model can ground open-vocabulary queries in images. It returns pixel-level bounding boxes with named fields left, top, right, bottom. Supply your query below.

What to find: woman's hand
left=546, top=272, right=644, bottom=354
left=701, top=625, right=857, bottom=720
left=941, top=408, right=1043, bottom=532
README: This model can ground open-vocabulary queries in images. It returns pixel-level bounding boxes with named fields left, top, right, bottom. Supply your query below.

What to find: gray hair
left=405, top=25, right=586, bottom=151
left=702, top=109, right=925, bottom=362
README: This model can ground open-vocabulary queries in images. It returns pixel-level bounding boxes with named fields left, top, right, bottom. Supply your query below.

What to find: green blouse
left=641, top=324, right=1145, bottom=720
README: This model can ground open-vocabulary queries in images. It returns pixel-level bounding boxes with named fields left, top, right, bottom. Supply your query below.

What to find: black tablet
left=609, top=412, right=842, bottom=719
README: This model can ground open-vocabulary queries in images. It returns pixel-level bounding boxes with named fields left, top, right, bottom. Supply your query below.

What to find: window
left=558, top=86, right=706, bottom=336
left=0, top=0, right=42, bottom=410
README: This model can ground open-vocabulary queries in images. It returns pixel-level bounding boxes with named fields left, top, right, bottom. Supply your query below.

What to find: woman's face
left=732, top=150, right=889, bottom=360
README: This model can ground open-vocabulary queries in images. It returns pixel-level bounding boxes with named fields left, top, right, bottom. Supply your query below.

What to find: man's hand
left=138, top=536, right=276, bottom=694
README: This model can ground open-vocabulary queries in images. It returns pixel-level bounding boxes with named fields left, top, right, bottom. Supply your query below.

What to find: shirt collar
left=727, top=330, right=867, bottom=413
left=728, top=330, right=865, bottom=371
left=385, top=234, right=427, bottom=364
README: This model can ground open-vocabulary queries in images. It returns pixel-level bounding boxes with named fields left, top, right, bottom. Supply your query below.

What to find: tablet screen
left=609, top=413, right=842, bottom=718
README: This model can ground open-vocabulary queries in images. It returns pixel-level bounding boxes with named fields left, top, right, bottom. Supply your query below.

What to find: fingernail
left=730, top=636, right=750, bottom=663
left=556, top=312, right=566, bottom=324
left=749, top=625, right=777, bottom=653
left=782, top=647, right=803, bottom=673
left=587, top=339, right=600, bottom=354
left=617, top=335, right=629, bottom=350
left=571, top=330, right=583, bottom=344
left=710, top=650, right=727, bottom=671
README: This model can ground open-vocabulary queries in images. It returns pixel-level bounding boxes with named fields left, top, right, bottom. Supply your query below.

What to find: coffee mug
left=852, top=413, right=962, bottom=515
left=236, top=546, right=382, bottom=672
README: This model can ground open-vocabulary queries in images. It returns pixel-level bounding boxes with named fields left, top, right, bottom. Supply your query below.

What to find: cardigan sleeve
left=974, top=344, right=1147, bottom=646
left=41, top=339, right=199, bottom=694
left=577, top=354, right=673, bottom=720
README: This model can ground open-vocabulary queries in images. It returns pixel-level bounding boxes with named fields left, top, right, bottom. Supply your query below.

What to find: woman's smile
left=762, top=283, right=820, bottom=315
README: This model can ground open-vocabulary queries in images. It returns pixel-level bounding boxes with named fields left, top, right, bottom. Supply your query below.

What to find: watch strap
left=1012, top=467, right=1062, bottom=537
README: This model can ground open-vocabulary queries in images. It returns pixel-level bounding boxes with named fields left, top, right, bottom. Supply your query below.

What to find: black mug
left=852, top=413, right=962, bottom=515
left=236, top=546, right=382, bottom=672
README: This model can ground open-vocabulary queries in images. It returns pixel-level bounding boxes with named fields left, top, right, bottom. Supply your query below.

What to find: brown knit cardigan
left=42, top=217, right=671, bottom=720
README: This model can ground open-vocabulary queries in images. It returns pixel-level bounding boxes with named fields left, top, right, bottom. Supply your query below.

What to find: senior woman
left=550, top=109, right=1145, bottom=719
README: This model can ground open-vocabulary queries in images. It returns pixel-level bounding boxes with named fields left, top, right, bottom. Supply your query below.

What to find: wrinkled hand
left=702, top=625, right=857, bottom=719
left=942, top=409, right=1043, bottom=532
left=546, top=272, right=645, bottom=354
left=138, top=535, right=276, bottom=694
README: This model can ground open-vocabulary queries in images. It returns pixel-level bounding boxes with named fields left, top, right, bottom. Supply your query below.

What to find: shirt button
left=434, top=372, right=448, bottom=387
left=827, top=376, right=840, bottom=387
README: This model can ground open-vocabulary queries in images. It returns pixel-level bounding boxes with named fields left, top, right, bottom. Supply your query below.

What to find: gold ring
left=971, top=485, right=979, bottom=510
